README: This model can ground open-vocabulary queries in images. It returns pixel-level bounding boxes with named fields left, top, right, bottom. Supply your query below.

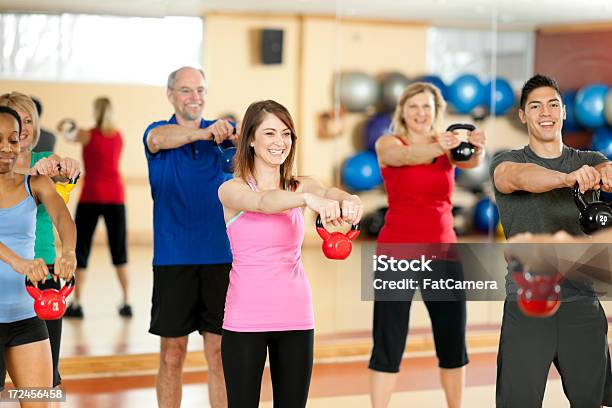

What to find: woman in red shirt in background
left=370, top=82, right=487, bottom=408
left=62, top=97, right=131, bottom=318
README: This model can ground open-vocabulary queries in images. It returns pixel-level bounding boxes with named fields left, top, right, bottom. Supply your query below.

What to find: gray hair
left=167, top=66, right=207, bottom=89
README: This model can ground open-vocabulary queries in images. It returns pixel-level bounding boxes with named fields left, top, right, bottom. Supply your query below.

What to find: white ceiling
left=0, top=0, right=611, bottom=29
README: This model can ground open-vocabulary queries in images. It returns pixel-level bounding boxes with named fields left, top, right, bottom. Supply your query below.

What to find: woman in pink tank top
left=218, top=100, right=363, bottom=408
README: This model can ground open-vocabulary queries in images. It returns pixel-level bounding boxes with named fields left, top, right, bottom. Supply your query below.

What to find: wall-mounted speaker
left=261, top=29, right=283, bottom=65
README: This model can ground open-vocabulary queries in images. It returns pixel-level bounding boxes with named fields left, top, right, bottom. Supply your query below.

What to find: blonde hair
left=93, top=97, right=116, bottom=134
left=0, top=92, right=40, bottom=150
left=391, top=82, right=447, bottom=136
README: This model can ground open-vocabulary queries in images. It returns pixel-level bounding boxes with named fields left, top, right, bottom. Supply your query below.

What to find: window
left=0, top=13, right=203, bottom=85
left=426, top=27, right=534, bottom=89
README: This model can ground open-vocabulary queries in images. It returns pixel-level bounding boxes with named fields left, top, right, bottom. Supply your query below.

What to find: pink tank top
left=222, top=179, right=314, bottom=332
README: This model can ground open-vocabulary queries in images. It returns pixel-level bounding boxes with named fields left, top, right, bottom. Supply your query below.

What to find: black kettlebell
left=446, top=123, right=476, bottom=162
left=573, top=183, right=612, bottom=234
left=215, top=126, right=237, bottom=174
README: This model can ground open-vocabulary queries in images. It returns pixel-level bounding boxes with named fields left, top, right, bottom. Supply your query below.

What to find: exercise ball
left=361, top=207, right=388, bottom=237
left=336, top=72, right=378, bottom=113
left=473, top=198, right=499, bottom=233
left=452, top=206, right=471, bottom=236
left=484, top=78, right=515, bottom=115
left=456, top=153, right=491, bottom=193
left=365, top=113, right=393, bottom=152
left=342, top=151, right=383, bottom=191
left=601, top=191, right=612, bottom=202
left=592, top=127, right=612, bottom=159
left=448, top=74, right=484, bottom=114
left=380, top=72, right=411, bottom=112
left=562, top=90, right=581, bottom=133
left=575, top=84, right=609, bottom=128
left=416, top=75, right=449, bottom=99
left=605, top=90, right=612, bottom=126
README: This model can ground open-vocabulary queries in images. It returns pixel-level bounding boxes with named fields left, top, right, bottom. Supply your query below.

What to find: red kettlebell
left=25, top=276, right=76, bottom=320
left=510, top=260, right=563, bottom=318
left=316, top=214, right=360, bottom=260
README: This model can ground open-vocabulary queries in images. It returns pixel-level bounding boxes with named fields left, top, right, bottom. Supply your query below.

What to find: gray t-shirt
left=33, top=128, right=56, bottom=153
left=490, top=145, right=608, bottom=297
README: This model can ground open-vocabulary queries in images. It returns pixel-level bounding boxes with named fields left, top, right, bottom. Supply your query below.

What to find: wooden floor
left=3, top=242, right=609, bottom=407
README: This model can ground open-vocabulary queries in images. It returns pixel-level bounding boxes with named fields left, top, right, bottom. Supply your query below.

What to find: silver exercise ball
left=380, top=72, right=411, bottom=112
left=336, top=72, right=379, bottom=113
left=456, top=152, right=491, bottom=193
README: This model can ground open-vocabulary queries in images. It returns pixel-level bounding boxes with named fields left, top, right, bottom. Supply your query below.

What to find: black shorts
left=0, top=317, right=49, bottom=391
left=369, top=260, right=469, bottom=373
left=496, top=298, right=612, bottom=408
left=39, top=274, right=63, bottom=387
left=149, top=264, right=231, bottom=337
left=75, top=203, right=127, bottom=268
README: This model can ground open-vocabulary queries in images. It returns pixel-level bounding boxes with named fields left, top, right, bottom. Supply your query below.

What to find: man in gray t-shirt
left=490, top=74, right=612, bottom=408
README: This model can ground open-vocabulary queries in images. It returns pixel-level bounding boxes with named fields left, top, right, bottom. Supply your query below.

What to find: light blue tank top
left=0, top=175, right=37, bottom=323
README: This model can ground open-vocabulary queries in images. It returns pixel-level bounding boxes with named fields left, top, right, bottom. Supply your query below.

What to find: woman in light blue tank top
left=0, top=107, right=77, bottom=392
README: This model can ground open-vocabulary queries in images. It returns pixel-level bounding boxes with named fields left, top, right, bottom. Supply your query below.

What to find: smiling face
left=401, top=91, right=436, bottom=135
left=251, top=113, right=293, bottom=167
left=519, top=86, right=566, bottom=143
left=167, top=68, right=207, bottom=123
left=16, top=109, right=34, bottom=149
left=0, top=113, right=20, bottom=173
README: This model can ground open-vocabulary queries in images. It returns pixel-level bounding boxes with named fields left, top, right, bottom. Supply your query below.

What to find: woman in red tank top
left=369, top=82, right=487, bottom=408
left=60, top=97, right=130, bottom=319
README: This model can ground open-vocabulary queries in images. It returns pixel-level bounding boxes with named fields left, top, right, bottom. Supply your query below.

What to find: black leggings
left=222, top=329, right=314, bottom=408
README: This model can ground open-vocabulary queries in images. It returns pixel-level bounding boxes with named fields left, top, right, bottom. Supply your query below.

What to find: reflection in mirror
left=2, top=1, right=612, bottom=405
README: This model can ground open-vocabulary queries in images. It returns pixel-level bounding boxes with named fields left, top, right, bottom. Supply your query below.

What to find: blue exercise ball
left=416, top=75, right=449, bottom=100
left=575, top=84, right=609, bottom=128
left=473, top=198, right=499, bottom=233
left=342, top=151, right=383, bottom=191
left=336, top=72, right=379, bottom=113
left=562, top=90, right=581, bottom=133
left=592, top=127, right=612, bottom=159
left=448, top=74, right=484, bottom=114
left=601, top=191, right=612, bottom=202
left=484, top=78, right=515, bottom=115
left=365, top=113, right=393, bottom=152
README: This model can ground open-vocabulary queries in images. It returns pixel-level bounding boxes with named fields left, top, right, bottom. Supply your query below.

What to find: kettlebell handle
left=446, top=123, right=476, bottom=133
left=573, top=183, right=602, bottom=212
left=508, top=258, right=564, bottom=284
left=213, top=125, right=237, bottom=152
left=315, top=213, right=360, bottom=232
left=55, top=164, right=80, bottom=185
left=25, top=275, right=76, bottom=296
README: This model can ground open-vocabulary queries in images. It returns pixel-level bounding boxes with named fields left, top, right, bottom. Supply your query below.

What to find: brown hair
left=235, top=100, right=299, bottom=190
left=0, top=92, right=40, bottom=150
left=391, top=82, right=447, bottom=136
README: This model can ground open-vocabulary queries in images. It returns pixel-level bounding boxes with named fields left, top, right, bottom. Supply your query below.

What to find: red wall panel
left=535, top=29, right=612, bottom=90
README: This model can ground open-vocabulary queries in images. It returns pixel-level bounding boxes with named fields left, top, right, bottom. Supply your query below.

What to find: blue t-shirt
left=143, top=115, right=233, bottom=266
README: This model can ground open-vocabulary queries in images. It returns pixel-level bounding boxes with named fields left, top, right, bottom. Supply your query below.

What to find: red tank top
left=79, top=129, right=125, bottom=204
left=377, top=137, right=456, bottom=244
